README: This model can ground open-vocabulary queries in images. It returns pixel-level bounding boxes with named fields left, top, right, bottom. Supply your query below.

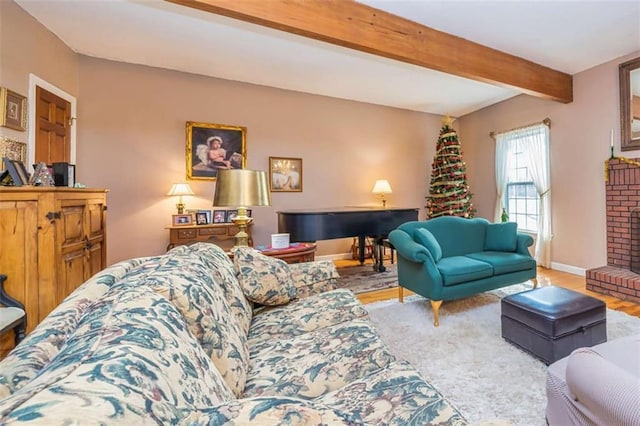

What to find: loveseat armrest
left=178, top=396, right=364, bottom=425
left=565, top=347, right=640, bottom=426
left=515, top=233, right=534, bottom=256
left=388, top=229, right=434, bottom=264
left=289, top=260, right=340, bottom=299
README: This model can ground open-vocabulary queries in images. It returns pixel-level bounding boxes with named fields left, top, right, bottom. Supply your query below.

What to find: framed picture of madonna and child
left=186, top=121, right=247, bottom=180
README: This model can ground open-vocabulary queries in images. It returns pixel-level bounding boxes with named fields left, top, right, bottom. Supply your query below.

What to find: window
left=495, top=122, right=551, bottom=266
left=505, top=139, right=539, bottom=232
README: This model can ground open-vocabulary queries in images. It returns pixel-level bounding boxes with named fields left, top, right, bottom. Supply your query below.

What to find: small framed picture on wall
left=269, top=157, right=302, bottom=192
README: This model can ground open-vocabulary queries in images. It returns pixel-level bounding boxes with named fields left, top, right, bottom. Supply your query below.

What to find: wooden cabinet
left=0, top=188, right=107, bottom=353
left=166, top=223, right=252, bottom=252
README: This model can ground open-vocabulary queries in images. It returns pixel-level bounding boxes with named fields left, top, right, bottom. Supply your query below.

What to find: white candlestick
left=611, top=129, right=614, bottom=147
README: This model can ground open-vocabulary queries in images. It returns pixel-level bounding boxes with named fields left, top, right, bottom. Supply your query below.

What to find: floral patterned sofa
left=0, top=243, right=466, bottom=425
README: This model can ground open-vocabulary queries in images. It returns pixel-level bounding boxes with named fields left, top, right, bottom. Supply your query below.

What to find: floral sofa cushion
left=0, top=255, right=162, bottom=399
left=318, top=360, right=467, bottom=426
left=244, top=319, right=395, bottom=399
left=248, top=289, right=368, bottom=346
left=185, top=243, right=253, bottom=335
left=233, top=247, right=297, bottom=306
left=0, top=285, right=232, bottom=424
left=288, top=260, right=339, bottom=299
left=178, top=396, right=364, bottom=425
left=123, top=247, right=250, bottom=397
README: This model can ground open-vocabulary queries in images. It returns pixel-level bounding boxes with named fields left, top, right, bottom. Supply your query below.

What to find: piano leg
left=358, top=235, right=366, bottom=265
left=372, top=236, right=386, bottom=273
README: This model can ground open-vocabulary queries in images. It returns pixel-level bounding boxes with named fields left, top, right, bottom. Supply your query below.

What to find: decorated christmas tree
left=426, top=116, right=476, bottom=219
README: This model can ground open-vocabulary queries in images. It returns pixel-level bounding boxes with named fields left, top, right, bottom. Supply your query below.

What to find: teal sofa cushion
left=465, top=252, right=535, bottom=275
left=436, top=256, right=493, bottom=286
left=484, top=222, right=517, bottom=252
left=414, top=228, right=442, bottom=262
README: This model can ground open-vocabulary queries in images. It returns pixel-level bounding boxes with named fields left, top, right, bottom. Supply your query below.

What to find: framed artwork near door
left=0, top=88, right=27, bottom=132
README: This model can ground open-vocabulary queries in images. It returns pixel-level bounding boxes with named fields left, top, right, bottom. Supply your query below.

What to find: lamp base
left=176, top=202, right=185, bottom=214
left=231, top=207, right=253, bottom=247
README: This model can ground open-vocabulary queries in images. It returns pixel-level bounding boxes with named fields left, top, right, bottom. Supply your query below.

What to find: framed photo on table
left=2, top=157, right=29, bottom=186
left=227, top=209, right=238, bottom=222
left=172, top=214, right=193, bottom=226
left=0, top=88, right=27, bottom=132
left=196, top=210, right=211, bottom=225
left=213, top=210, right=227, bottom=223
left=186, top=121, right=247, bottom=181
left=269, top=157, right=302, bottom=192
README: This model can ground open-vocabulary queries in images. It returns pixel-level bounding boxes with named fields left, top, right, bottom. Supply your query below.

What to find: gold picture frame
left=186, top=121, right=247, bottom=181
left=0, top=137, right=27, bottom=169
left=0, top=88, right=27, bottom=132
left=269, top=157, right=303, bottom=192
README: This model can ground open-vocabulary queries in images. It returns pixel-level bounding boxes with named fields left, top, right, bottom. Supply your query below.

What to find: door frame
left=27, top=74, right=77, bottom=171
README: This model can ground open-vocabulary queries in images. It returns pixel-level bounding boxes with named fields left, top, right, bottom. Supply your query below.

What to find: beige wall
left=0, top=0, right=79, bottom=144
left=77, top=57, right=439, bottom=263
left=459, top=50, right=640, bottom=273
left=5, top=0, right=640, bottom=273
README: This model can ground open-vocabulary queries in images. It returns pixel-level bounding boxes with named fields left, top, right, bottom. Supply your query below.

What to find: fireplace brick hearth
left=586, top=158, right=640, bottom=304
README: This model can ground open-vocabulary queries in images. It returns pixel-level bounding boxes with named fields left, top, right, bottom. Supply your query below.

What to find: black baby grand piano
left=277, top=207, right=419, bottom=271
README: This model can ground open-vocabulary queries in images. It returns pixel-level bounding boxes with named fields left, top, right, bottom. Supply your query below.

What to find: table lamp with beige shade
left=167, top=183, right=195, bottom=214
left=213, top=169, right=271, bottom=247
left=372, top=179, right=392, bottom=207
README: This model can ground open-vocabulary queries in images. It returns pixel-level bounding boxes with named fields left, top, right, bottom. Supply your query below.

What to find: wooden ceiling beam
left=166, top=0, right=573, bottom=104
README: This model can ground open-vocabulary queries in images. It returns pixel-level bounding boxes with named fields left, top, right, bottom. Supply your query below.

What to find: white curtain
left=494, top=135, right=514, bottom=222
left=496, top=123, right=551, bottom=267
left=521, top=124, right=552, bottom=268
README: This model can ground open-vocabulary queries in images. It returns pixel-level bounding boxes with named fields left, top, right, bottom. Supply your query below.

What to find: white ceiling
left=15, top=0, right=640, bottom=117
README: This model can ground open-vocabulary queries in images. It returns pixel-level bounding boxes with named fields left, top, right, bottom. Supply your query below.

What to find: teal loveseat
left=388, top=216, right=537, bottom=326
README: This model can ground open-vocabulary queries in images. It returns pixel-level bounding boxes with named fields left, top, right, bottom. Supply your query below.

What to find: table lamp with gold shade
left=213, top=169, right=271, bottom=247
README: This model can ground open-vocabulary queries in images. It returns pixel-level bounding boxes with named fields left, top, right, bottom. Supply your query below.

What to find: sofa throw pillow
left=234, top=247, right=297, bottom=306
left=485, top=222, right=518, bottom=252
left=413, top=228, right=442, bottom=262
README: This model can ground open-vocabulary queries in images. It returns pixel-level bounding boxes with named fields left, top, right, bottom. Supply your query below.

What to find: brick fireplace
left=586, top=158, right=640, bottom=303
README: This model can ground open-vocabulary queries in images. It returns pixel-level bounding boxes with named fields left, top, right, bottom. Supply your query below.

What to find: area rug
left=335, top=263, right=398, bottom=294
left=364, top=290, right=640, bottom=426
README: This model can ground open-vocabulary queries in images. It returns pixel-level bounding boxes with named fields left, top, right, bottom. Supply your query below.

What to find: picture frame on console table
left=186, top=121, right=247, bottom=181
left=172, top=214, right=193, bottom=226
left=213, top=210, right=227, bottom=223
left=269, top=157, right=302, bottom=192
left=2, top=157, right=29, bottom=186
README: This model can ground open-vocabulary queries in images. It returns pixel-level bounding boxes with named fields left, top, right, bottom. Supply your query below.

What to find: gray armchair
left=546, top=334, right=640, bottom=425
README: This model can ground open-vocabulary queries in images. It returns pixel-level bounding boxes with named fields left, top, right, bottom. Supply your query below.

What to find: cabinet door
left=57, top=199, right=89, bottom=302
left=0, top=199, right=39, bottom=333
left=85, top=197, right=106, bottom=278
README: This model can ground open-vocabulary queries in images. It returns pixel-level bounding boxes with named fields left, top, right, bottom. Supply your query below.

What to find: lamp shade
left=372, top=179, right=392, bottom=194
left=167, top=183, right=195, bottom=196
left=213, top=169, right=271, bottom=207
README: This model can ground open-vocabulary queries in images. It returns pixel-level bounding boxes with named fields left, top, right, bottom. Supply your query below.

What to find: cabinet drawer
left=177, top=229, right=197, bottom=239
left=199, top=227, right=226, bottom=236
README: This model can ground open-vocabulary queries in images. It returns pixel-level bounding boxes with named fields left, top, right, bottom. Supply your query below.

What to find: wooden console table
left=228, top=242, right=317, bottom=264
left=166, top=223, right=253, bottom=251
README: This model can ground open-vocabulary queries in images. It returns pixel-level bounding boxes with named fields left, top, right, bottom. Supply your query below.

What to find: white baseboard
left=550, top=262, right=586, bottom=277
left=316, top=252, right=353, bottom=261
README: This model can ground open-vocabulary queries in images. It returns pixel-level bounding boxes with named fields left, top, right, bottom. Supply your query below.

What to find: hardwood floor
left=336, top=259, right=640, bottom=318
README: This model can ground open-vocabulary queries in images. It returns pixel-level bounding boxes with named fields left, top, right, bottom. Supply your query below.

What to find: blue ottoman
left=501, top=286, right=607, bottom=365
